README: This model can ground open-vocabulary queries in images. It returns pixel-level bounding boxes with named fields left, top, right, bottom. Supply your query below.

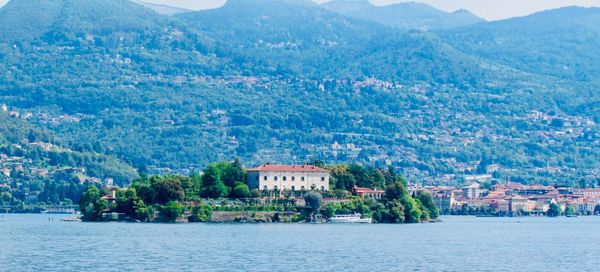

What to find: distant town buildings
left=425, top=182, right=600, bottom=215
left=463, top=182, right=481, bottom=199
left=247, top=164, right=330, bottom=191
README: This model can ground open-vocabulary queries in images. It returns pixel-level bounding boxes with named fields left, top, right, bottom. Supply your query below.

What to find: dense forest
left=0, top=0, right=598, bottom=194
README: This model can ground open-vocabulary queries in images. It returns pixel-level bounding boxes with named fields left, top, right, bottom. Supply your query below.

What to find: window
left=283, top=176, right=287, bottom=181
left=274, top=186, right=279, bottom=191
left=274, top=176, right=278, bottom=181
left=321, top=177, right=325, bottom=182
left=292, top=176, right=295, bottom=181
left=263, top=185, right=268, bottom=190
left=263, top=176, right=267, bottom=181
left=301, top=186, right=305, bottom=190
left=321, top=186, right=325, bottom=191
left=291, top=186, right=296, bottom=191
left=301, top=177, right=305, bottom=181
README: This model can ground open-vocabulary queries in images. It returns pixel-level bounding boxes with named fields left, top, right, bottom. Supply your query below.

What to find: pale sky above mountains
left=1, top=0, right=599, bottom=20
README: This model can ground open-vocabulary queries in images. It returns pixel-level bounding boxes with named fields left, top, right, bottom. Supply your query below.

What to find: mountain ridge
left=322, top=0, right=485, bottom=30
left=0, top=0, right=598, bottom=185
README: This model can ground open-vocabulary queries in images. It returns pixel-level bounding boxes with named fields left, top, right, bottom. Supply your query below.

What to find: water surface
left=1, top=215, right=597, bottom=271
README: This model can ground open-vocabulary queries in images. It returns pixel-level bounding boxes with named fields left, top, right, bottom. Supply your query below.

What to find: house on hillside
left=247, top=164, right=330, bottom=191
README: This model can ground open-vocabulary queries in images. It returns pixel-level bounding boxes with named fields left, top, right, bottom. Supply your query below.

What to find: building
left=433, top=193, right=455, bottom=213
left=489, top=199, right=510, bottom=213
left=463, top=182, right=480, bottom=199
left=515, top=185, right=558, bottom=196
left=353, top=187, right=385, bottom=200
left=100, top=188, right=118, bottom=204
left=508, top=196, right=529, bottom=213
left=247, top=164, right=330, bottom=191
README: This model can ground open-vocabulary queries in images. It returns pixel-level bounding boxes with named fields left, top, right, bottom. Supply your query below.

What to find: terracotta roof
left=247, top=164, right=329, bottom=173
left=100, top=195, right=115, bottom=201
left=353, top=187, right=385, bottom=194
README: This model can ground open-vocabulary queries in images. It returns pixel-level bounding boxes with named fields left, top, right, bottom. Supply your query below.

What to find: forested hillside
left=323, top=0, right=484, bottom=30
left=0, top=109, right=137, bottom=209
left=0, top=0, right=598, bottom=187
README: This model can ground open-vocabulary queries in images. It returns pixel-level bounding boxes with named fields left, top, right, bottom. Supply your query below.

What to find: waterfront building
left=353, top=187, right=385, bottom=200
left=508, top=196, right=529, bottom=213
left=247, top=164, right=330, bottom=191
left=577, top=188, right=600, bottom=199
left=489, top=199, right=509, bottom=212
left=466, top=198, right=490, bottom=208
left=433, top=193, right=454, bottom=213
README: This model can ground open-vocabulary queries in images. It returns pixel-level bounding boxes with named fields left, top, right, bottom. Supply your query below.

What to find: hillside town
left=3, top=72, right=598, bottom=186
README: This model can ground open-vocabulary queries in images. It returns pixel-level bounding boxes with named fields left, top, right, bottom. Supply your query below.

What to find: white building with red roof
left=247, top=164, right=330, bottom=191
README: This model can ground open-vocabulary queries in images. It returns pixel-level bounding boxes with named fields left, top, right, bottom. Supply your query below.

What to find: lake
left=1, top=214, right=598, bottom=271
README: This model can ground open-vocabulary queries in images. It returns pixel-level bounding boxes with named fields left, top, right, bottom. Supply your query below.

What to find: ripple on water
left=1, top=215, right=600, bottom=271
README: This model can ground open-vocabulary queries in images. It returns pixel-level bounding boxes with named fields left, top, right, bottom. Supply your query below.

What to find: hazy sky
left=1, top=0, right=600, bottom=20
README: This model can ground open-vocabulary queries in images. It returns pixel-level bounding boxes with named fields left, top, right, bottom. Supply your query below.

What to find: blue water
left=1, top=214, right=598, bottom=271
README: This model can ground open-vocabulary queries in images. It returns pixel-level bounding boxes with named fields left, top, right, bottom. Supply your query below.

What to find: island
left=79, top=160, right=439, bottom=223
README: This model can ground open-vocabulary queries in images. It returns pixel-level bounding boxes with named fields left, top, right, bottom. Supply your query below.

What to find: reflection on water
left=1, top=215, right=599, bottom=271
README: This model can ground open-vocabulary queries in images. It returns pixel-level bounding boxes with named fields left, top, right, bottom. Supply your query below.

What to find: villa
left=247, top=164, right=330, bottom=191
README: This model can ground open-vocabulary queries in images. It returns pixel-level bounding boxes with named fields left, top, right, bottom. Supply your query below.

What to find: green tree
left=115, top=188, right=139, bottom=215
left=547, top=203, right=562, bottom=217
left=385, top=181, right=409, bottom=201
left=304, top=191, right=323, bottom=219
left=134, top=199, right=152, bottom=221
left=79, top=186, right=107, bottom=221
left=159, top=201, right=183, bottom=222
left=189, top=173, right=203, bottom=200
left=230, top=182, right=251, bottom=198
left=151, top=178, right=185, bottom=204
left=0, top=192, right=13, bottom=205
left=565, top=205, right=576, bottom=216
left=403, top=197, right=422, bottom=223
left=189, top=203, right=213, bottom=222
left=222, top=159, right=246, bottom=188
left=385, top=200, right=405, bottom=223
left=416, top=190, right=439, bottom=219
left=322, top=203, right=337, bottom=218
left=201, top=163, right=230, bottom=198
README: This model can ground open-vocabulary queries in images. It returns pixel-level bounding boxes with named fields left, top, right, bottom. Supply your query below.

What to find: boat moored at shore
left=328, top=214, right=372, bottom=223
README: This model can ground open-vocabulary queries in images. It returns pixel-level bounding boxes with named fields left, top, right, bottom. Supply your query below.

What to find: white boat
left=60, top=217, right=82, bottom=222
left=328, top=213, right=372, bottom=223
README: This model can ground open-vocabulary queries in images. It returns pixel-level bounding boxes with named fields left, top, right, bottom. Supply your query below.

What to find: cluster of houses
left=424, top=182, right=600, bottom=215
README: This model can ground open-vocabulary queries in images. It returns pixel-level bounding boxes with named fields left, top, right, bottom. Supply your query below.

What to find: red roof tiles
left=247, top=164, right=329, bottom=173
left=353, top=187, right=385, bottom=194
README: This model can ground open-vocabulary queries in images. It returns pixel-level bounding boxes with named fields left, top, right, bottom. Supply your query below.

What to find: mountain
left=441, top=6, right=600, bottom=81
left=0, top=0, right=225, bottom=171
left=0, top=0, right=64, bottom=41
left=0, top=0, right=598, bottom=186
left=176, top=0, right=386, bottom=77
left=322, top=0, right=485, bottom=30
left=0, top=109, right=138, bottom=184
left=176, top=0, right=490, bottom=83
left=130, top=0, right=189, bottom=15
left=440, top=6, right=600, bottom=122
